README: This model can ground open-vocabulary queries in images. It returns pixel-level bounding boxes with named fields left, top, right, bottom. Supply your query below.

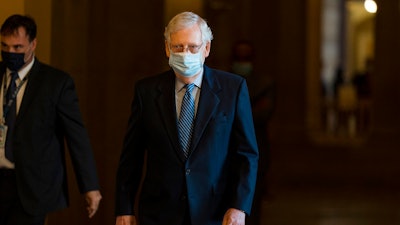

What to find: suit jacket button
left=185, top=169, right=190, bottom=175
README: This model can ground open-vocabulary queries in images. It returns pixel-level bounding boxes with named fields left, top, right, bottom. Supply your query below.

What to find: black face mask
left=1, top=51, right=25, bottom=72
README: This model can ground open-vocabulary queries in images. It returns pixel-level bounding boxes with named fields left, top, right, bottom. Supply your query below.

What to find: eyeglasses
left=170, top=43, right=203, bottom=53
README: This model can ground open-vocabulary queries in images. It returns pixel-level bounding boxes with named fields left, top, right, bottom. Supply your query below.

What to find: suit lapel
left=155, top=71, right=186, bottom=161
left=16, top=60, right=43, bottom=126
left=0, top=65, right=6, bottom=118
left=190, top=67, right=221, bottom=155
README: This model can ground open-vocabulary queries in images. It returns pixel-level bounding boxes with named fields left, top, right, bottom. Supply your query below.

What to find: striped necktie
left=4, top=71, right=19, bottom=162
left=178, top=83, right=195, bottom=158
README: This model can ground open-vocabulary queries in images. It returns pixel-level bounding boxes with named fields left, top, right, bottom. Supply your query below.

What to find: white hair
left=164, top=11, right=213, bottom=44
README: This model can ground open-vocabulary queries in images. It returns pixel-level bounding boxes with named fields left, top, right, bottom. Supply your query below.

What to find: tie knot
left=185, top=83, right=195, bottom=93
left=10, top=72, right=19, bottom=82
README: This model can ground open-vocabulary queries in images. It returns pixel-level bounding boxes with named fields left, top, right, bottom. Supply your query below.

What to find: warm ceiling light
left=364, top=0, right=377, bottom=13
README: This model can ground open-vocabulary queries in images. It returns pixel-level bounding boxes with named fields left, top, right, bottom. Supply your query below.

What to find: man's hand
left=115, top=215, right=136, bottom=225
left=84, top=190, right=102, bottom=218
left=222, top=208, right=246, bottom=225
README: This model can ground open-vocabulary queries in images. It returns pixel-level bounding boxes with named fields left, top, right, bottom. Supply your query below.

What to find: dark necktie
left=178, top=83, right=195, bottom=158
left=4, top=72, right=18, bottom=162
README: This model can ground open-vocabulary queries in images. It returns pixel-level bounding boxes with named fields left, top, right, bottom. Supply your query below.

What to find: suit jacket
left=116, top=65, right=259, bottom=225
left=0, top=59, right=99, bottom=215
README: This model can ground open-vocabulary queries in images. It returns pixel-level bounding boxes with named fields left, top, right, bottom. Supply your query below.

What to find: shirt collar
left=6, top=57, right=35, bottom=80
left=176, top=72, right=203, bottom=93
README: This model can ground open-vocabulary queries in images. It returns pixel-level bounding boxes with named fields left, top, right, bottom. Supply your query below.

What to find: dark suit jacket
left=0, top=59, right=99, bottom=215
left=116, top=66, right=259, bottom=225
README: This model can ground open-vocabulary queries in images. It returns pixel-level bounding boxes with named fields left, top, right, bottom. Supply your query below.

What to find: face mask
left=169, top=51, right=203, bottom=77
left=1, top=51, right=25, bottom=72
left=232, top=62, right=254, bottom=77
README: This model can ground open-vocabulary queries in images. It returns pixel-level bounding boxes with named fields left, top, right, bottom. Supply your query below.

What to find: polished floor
left=262, top=185, right=400, bottom=225
left=258, top=135, right=400, bottom=225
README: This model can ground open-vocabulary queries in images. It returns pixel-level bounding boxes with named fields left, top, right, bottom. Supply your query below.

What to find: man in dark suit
left=115, top=12, right=259, bottom=225
left=0, top=14, right=102, bottom=225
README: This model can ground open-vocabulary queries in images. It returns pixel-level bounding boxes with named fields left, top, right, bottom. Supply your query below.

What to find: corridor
left=259, top=135, right=400, bottom=225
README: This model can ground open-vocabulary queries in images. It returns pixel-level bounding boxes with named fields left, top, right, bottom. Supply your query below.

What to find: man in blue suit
left=115, top=11, right=259, bottom=225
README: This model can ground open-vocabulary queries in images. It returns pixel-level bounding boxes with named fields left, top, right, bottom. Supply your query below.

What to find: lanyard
left=3, top=75, right=28, bottom=119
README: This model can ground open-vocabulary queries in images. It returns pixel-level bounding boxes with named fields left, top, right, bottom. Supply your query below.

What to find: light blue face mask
left=169, top=51, right=203, bottom=77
